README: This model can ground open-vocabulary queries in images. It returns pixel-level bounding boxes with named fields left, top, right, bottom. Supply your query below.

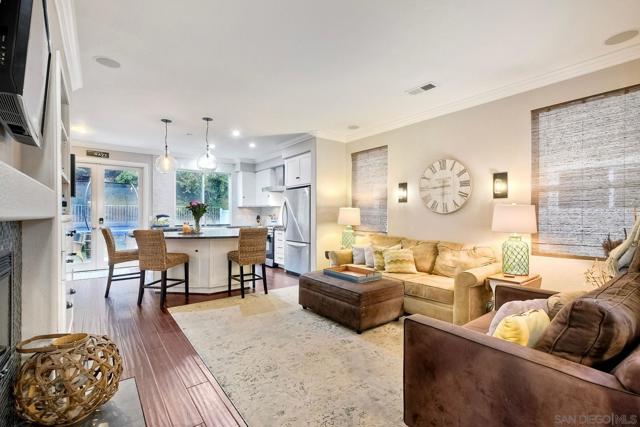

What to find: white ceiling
left=70, top=0, right=640, bottom=161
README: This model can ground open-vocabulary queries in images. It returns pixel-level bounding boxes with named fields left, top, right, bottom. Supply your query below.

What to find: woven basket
left=14, top=333, right=123, bottom=426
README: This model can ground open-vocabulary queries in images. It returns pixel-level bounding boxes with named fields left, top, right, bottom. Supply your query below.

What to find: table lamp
left=338, top=207, right=360, bottom=249
left=491, top=204, right=537, bottom=275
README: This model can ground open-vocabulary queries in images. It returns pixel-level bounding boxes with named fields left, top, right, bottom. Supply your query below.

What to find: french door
left=72, top=162, right=144, bottom=271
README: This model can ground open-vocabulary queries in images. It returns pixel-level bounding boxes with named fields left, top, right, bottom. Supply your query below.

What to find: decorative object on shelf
left=492, top=204, right=537, bottom=275
left=155, top=118, right=177, bottom=174
left=197, top=117, right=217, bottom=170
left=182, top=222, right=193, bottom=234
left=397, top=182, right=408, bottom=203
left=338, top=207, right=360, bottom=249
left=185, top=200, right=208, bottom=233
left=419, top=158, right=471, bottom=214
left=14, top=333, right=123, bottom=426
left=493, top=172, right=508, bottom=198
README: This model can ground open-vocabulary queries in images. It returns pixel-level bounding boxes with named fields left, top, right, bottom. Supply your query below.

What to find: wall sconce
left=493, top=172, right=508, bottom=199
left=397, top=182, right=408, bottom=203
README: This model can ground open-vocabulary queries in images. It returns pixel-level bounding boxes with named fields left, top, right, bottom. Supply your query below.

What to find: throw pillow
left=329, top=249, right=353, bottom=267
left=373, top=244, right=401, bottom=271
left=409, top=241, right=439, bottom=273
left=488, top=299, right=548, bottom=336
left=492, top=309, right=550, bottom=347
left=364, top=245, right=375, bottom=268
left=618, top=245, right=637, bottom=271
left=535, top=272, right=640, bottom=369
left=546, top=290, right=587, bottom=319
left=383, top=249, right=418, bottom=274
left=433, top=244, right=496, bottom=278
left=630, top=245, right=640, bottom=273
left=351, top=245, right=367, bottom=265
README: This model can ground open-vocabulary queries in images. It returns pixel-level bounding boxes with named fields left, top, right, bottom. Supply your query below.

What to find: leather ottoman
left=299, top=271, right=404, bottom=333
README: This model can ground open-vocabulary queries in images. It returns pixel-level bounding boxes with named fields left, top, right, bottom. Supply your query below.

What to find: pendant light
left=197, top=117, right=217, bottom=170
left=155, top=118, right=177, bottom=174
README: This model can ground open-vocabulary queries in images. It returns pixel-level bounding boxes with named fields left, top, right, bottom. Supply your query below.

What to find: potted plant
left=185, top=200, right=208, bottom=233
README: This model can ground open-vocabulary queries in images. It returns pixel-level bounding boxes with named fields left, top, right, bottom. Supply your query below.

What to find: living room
left=1, top=1, right=639, bottom=426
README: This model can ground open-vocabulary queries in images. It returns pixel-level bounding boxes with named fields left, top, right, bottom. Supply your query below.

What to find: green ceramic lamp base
left=341, top=226, right=355, bottom=249
left=502, top=234, right=530, bottom=276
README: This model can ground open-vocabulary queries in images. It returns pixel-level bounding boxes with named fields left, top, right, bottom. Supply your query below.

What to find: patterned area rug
left=170, top=286, right=404, bottom=427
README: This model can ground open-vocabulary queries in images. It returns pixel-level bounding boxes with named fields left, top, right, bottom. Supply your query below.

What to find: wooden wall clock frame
left=419, top=158, right=472, bottom=214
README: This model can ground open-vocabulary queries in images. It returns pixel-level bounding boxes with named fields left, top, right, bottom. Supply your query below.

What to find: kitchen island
left=153, top=227, right=242, bottom=294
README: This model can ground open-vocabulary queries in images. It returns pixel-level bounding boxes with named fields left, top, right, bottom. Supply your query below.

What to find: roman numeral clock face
left=419, top=159, right=472, bottom=214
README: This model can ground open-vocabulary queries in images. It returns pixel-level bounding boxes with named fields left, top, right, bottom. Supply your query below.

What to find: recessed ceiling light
left=231, top=129, right=241, bottom=137
left=604, top=30, right=639, bottom=45
left=249, top=142, right=256, bottom=148
left=348, top=125, right=360, bottom=130
left=94, top=56, right=121, bottom=68
left=70, top=124, right=90, bottom=134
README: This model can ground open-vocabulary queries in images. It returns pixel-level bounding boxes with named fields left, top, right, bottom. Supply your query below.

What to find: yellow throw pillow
left=433, top=244, right=496, bottom=277
left=383, top=249, right=418, bottom=274
left=373, top=244, right=401, bottom=271
left=492, top=309, right=550, bottom=347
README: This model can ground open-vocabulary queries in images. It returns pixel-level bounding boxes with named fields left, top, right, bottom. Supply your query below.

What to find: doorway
left=72, top=162, right=145, bottom=271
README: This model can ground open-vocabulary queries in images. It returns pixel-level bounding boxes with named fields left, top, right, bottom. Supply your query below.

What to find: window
left=351, top=145, right=388, bottom=232
left=175, top=170, right=230, bottom=225
left=532, top=84, right=640, bottom=258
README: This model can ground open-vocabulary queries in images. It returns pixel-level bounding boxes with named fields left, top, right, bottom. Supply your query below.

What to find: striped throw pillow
left=383, top=248, right=418, bottom=274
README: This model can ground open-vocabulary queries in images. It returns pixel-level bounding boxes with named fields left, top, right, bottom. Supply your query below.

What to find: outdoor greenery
left=176, top=170, right=229, bottom=210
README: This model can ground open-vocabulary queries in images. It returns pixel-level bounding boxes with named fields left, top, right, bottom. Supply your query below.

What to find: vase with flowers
left=185, top=200, right=208, bottom=233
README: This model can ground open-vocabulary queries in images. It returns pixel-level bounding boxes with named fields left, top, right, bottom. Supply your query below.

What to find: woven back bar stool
left=133, top=230, right=189, bottom=309
left=227, top=227, right=268, bottom=298
left=101, top=228, right=141, bottom=298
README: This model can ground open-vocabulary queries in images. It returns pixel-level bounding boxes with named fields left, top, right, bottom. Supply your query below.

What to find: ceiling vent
left=406, top=82, right=437, bottom=95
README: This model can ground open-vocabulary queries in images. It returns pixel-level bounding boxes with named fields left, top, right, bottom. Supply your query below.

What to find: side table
left=486, top=273, right=542, bottom=310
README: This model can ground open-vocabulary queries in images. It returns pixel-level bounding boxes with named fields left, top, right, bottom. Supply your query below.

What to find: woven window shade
left=532, top=84, right=640, bottom=258
left=351, top=145, right=388, bottom=232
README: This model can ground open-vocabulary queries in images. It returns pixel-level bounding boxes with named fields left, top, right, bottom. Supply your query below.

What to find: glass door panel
left=72, top=166, right=96, bottom=270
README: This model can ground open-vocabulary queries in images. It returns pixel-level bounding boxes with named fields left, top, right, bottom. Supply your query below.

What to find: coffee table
left=299, top=270, right=404, bottom=333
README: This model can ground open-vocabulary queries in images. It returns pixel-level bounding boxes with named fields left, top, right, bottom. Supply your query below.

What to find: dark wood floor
left=72, top=266, right=298, bottom=427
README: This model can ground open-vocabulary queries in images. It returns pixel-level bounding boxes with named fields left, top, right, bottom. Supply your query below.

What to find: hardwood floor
left=71, top=266, right=298, bottom=427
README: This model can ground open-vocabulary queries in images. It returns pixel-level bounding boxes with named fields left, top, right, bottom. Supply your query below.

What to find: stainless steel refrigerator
left=283, top=186, right=311, bottom=275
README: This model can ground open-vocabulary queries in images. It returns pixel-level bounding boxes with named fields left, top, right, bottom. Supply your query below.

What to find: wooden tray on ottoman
left=323, top=265, right=382, bottom=283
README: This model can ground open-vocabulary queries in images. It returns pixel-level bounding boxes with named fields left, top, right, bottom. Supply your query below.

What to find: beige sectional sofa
left=327, top=234, right=501, bottom=325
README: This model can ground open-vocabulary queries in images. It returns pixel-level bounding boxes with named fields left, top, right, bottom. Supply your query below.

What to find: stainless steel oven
left=265, top=227, right=275, bottom=267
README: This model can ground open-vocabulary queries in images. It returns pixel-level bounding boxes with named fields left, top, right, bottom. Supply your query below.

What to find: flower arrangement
left=185, top=200, right=208, bottom=232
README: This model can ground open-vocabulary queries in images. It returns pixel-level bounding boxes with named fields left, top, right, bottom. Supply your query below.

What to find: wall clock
left=419, top=158, right=472, bottom=214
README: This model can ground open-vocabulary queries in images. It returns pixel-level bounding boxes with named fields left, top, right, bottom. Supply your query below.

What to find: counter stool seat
left=227, top=228, right=268, bottom=299
left=101, top=228, right=141, bottom=298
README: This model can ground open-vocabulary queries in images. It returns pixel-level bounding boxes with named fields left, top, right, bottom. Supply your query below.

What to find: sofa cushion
left=546, top=290, right=587, bottom=319
left=492, top=309, right=551, bottom=347
left=370, top=234, right=403, bottom=248
left=613, top=345, right=640, bottom=394
left=405, top=241, right=439, bottom=273
left=404, top=274, right=455, bottom=305
left=384, top=248, right=418, bottom=273
left=463, top=312, right=495, bottom=334
left=381, top=271, right=428, bottom=281
left=535, top=272, right=640, bottom=369
left=433, top=244, right=496, bottom=278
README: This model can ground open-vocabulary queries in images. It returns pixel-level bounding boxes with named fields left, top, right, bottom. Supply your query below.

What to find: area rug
left=169, top=286, right=404, bottom=427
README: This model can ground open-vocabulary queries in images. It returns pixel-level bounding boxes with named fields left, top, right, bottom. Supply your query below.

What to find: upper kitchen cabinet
left=285, top=152, right=311, bottom=187
left=237, top=171, right=256, bottom=207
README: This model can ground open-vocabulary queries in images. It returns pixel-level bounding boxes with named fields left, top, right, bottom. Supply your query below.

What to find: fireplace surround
left=0, top=222, right=21, bottom=426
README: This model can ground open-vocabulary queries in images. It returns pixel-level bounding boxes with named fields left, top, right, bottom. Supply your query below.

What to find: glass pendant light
left=197, top=117, right=217, bottom=170
left=155, top=118, right=177, bottom=174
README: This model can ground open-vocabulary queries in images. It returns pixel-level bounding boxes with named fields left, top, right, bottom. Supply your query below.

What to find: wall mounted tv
left=0, top=0, right=51, bottom=147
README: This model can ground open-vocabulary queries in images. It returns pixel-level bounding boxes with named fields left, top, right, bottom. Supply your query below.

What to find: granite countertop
left=163, top=228, right=240, bottom=239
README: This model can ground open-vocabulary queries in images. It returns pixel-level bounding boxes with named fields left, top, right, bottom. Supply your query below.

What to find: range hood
left=262, top=165, right=285, bottom=192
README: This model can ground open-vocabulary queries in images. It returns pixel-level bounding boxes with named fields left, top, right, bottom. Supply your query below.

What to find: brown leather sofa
left=404, top=284, right=640, bottom=427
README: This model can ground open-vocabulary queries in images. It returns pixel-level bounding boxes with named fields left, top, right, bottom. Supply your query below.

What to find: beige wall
left=346, top=59, right=640, bottom=292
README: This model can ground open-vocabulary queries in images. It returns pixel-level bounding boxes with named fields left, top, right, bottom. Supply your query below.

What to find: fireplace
left=0, top=252, right=12, bottom=370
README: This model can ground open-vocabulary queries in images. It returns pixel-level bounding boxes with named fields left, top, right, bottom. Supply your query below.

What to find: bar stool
left=227, top=227, right=268, bottom=298
left=133, top=230, right=190, bottom=309
left=101, top=227, right=141, bottom=298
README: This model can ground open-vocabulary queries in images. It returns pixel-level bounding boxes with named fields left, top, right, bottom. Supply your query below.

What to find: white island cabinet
left=152, top=228, right=243, bottom=294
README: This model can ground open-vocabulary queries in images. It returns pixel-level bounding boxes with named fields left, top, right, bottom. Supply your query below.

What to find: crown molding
left=341, top=43, right=640, bottom=143
left=53, top=0, right=83, bottom=90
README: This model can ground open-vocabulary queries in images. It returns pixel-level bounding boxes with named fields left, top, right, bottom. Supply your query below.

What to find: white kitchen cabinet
left=285, top=152, right=312, bottom=187
left=274, top=229, right=285, bottom=265
left=237, top=171, right=256, bottom=207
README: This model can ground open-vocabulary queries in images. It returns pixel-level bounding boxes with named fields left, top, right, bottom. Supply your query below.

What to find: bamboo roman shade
left=532, top=84, right=640, bottom=258
left=351, top=145, right=388, bottom=232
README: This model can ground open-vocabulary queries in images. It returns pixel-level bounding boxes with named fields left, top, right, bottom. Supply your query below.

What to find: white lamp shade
left=197, top=150, right=218, bottom=170
left=155, top=153, right=177, bottom=174
left=492, top=204, right=537, bottom=234
left=338, top=207, right=361, bottom=226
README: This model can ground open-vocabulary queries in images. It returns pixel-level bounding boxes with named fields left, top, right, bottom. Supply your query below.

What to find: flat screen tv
left=0, top=0, right=51, bottom=147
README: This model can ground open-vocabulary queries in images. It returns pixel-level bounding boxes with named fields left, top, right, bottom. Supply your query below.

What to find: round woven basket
left=14, top=333, right=123, bottom=426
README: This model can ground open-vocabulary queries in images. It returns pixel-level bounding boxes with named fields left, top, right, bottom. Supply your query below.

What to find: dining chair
left=133, top=229, right=189, bottom=309
left=101, top=227, right=141, bottom=298
left=227, top=227, right=268, bottom=298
